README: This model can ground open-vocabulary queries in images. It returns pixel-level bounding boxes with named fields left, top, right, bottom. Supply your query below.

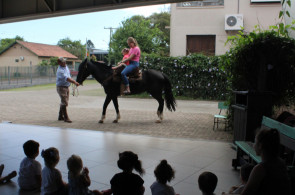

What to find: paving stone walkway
left=0, top=83, right=233, bottom=141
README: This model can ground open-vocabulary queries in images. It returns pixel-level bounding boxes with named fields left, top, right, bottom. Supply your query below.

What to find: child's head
left=240, top=163, right=254, bottom=183
left=23, top=140, right=39, bottom=158
left=121, top=48, right=129, bottom=55
left=154, top=159, right=175, bottom=184
left=67, top=155, right=83, bottom=177
left=255, top=128, right=280, bottom=157
left=41, top=147, right=60, bottom=168
left=198, top=171, right=218, bottom=195
left=117, top=151, right=145, bottom=176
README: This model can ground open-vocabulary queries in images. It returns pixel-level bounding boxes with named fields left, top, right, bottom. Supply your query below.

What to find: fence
left=0, top=65, right=73, bottom=90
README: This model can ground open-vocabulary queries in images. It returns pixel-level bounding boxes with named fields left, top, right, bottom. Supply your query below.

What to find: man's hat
left=58, top=57, right=67, bottom=63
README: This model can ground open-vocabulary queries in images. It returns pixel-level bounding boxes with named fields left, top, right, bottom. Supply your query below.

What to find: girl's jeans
left=121, top=61, right=139, bottom=86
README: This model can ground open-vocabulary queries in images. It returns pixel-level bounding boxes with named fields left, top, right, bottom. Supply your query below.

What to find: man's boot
left=58, top=105, right=64, bottom=121
left=62, top=105, right=72, bottom=123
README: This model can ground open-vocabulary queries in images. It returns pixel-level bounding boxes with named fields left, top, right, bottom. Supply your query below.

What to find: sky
left=0, top=4, right=170, bottom=50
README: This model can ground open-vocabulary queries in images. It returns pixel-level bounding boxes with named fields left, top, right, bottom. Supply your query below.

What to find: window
left=15, top=59, right=19, bottom=62
left=251, top=0, right=280, bottom=2
left=177, top=0, right=224, bottom=7
left=186, top=35, right=216, bottom=56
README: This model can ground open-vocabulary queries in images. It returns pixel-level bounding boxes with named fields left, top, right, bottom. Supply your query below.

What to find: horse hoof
left=155, top=120, right=162, bottom=123
left=113, top=120, right=118, bottom=123
left=98, top=120, right=104, bottom=123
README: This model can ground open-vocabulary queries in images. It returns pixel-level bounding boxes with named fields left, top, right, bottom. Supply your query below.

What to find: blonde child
left=150, top=159, right=179, bottom=195
left=41, top=147, right=67, bottom=195
left=112, top=48, right=130, bottom=70
left=67, top=154, right=102, bottom=195
left=109, top=151, right=145, bottom=195
left=18, top=140, right=42, bottom=191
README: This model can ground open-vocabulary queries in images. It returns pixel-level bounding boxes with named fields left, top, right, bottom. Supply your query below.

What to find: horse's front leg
left=99, top=95, right=112, bottom=123
left=112, top=96, right=120, bottom=123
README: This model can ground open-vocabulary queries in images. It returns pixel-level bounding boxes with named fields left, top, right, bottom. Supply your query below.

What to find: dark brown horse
left=76, top=59, right=176, bottom=123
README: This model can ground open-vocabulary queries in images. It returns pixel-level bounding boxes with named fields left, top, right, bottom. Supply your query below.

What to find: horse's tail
left=163, top=73, right=176, bottom=112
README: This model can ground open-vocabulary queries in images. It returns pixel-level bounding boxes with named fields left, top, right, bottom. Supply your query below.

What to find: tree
left=86, top=39, right=95, bottom=49
left=57, top=37, right=86, bottom=60
left=147, top=12, right=171, bottom=56
left=49, top=57, right=58, bottom=66
left=109, top=16, right=164, bottom=62
left=0, top=36, right=24, bottom=52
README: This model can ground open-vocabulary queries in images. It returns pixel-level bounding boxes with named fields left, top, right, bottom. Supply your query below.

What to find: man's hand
left=74, top=81, right=80, bottom=86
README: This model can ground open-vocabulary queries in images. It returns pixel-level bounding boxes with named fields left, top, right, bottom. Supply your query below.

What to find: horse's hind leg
left=152, top=94, right=164, bottom=123
left=112, top=97, right=120, bottom=123
left=99, top=95, right=112, bottom=123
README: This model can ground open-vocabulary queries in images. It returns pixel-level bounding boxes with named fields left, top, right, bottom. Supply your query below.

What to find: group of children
left=0, top=139, right=256, bottom=195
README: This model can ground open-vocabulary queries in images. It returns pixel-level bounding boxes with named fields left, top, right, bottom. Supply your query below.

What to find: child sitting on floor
left=18, top=140, right=42, bottom=191
left=150, top=159, right=179, bottom=195
left=198, top=171, right=218, bottom=195
left=222, top=163, right=254, bottom=194
left=41, top=147, right=68, bottom=195
left=109, top=151, right=145, bottom=195
left=67, top=154, right=103, bottom=195
left=0, top=164, right=17, bottom=184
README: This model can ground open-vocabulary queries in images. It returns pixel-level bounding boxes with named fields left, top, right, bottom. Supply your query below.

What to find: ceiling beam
left=0, top=0, right=194, bottom=24
left=43, top=0, right=52, bottom=12
left=0, top=0, right=3, bottom=19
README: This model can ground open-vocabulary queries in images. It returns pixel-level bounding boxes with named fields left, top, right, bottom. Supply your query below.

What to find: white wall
left=170, top=0, right=281, bottom=56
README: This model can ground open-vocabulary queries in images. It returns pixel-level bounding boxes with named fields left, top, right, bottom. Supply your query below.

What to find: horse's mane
left=88, top=59, right=113, bottom=76
left=89, top=60, right=108, bottom=68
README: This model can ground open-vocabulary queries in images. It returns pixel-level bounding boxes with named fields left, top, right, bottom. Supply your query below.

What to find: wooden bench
left=232, top=116, right=295, bottom=169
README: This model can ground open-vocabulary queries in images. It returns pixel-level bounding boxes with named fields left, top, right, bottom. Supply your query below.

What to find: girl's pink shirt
left=129, top=46, right=141, bottom=62
left=123, top=54, right=130, bottom=65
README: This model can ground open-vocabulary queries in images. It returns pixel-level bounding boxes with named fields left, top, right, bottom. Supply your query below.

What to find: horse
left=76, top=58, right=176, bottom=123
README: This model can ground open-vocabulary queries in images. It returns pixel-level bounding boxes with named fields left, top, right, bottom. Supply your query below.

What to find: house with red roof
left=0, top=40, right=81, bottom=67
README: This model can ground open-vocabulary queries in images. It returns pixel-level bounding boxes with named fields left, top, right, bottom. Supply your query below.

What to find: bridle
left=78, top=60, right=89, bottom=84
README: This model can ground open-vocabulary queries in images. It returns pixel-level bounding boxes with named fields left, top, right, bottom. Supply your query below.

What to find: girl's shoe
left=123, top=90, right=131, bottom=95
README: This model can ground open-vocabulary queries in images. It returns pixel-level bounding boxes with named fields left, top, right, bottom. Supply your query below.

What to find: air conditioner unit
left=225, top=14, right=243, bottom=31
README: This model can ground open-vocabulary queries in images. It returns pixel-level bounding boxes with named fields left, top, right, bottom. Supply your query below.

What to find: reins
left=71, top=83, right=79, bottom=97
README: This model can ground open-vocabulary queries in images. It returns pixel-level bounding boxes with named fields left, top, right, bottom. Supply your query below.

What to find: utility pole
left=104, top=27, right=117, bottom=50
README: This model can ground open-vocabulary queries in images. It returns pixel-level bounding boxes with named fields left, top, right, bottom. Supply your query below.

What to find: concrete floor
left=0, top=123, right=239, bottom=195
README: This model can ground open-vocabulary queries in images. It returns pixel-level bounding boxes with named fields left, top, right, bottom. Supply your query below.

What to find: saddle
left=113, top=65, right=142, bottom=83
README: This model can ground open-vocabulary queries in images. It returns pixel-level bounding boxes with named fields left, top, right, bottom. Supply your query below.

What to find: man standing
left=56, top=57, right=79, bottom=123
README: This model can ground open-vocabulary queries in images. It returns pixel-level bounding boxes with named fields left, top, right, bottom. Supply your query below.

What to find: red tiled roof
left=16, top=40, right=78, bottom=59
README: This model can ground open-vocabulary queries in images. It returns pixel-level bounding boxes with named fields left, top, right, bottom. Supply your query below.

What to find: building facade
left=0, top=41, right=80, bottom=67
left=170, top=0, right=281, bottom=56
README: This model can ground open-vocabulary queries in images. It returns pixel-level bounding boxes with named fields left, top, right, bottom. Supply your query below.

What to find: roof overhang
left=0, top=0, right=193, bottom=24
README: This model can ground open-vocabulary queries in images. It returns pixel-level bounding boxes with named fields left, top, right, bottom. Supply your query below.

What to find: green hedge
left=140, top=54, right=230, bottom=100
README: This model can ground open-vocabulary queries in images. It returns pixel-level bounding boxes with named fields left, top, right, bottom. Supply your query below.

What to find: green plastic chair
left=213, top=102, right=229, bottom=131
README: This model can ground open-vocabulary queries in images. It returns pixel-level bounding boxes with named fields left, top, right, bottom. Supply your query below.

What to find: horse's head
left=76, top=58, right=90, bottom=85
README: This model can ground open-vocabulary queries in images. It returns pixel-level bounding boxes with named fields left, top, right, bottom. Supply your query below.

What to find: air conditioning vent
left=225, top=14, right=243, bottom=31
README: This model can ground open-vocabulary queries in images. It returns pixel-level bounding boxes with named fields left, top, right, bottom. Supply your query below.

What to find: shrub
left=140, top=53, right=230, bottom=100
